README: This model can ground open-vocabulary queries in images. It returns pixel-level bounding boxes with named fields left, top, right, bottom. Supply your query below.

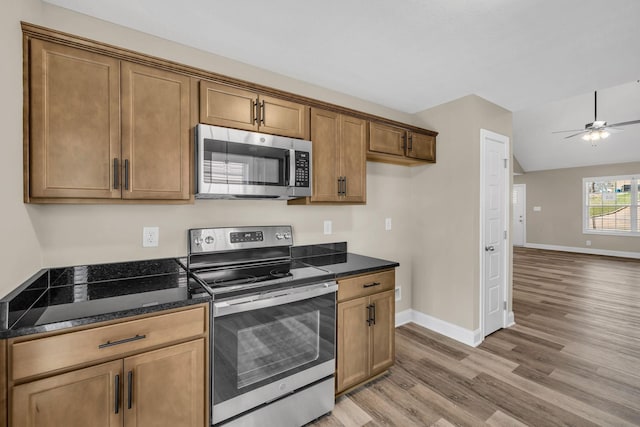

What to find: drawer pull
left=98, top=334, right=146, bottom=349
left=363, top=282, right=381, bottom=288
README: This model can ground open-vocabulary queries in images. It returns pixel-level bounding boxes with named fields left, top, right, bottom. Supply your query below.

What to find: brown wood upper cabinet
left=199, top=80, right=310, bottom=140
left=289, top=108, right=366, bottom=204
left=26, top=39, right=191, bottom=203
left=368, top=121, right=436, bottom=165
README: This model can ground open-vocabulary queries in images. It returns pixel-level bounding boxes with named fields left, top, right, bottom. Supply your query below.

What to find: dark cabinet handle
left=343, top=177, right=347, bottom=196
left=366, top=304, right=372, bottom=326
left=127, top=371, right=133, bottom=409
left=337, top=177, right=341, bottom=195
left=372, top=303, right=376, bottom=325
left=401, top=134, right=407, bottom=150
left=113, top=158, right=119, bottom=189
left=114, top=374, right=120, bottom=414
left=124, top=159, right=130, bottom=190
left=260, top=100, right=265, bottom=124
left=408, top=135, right=413, bottom=150
left=253, top=101, right=258, bottom=124
left=363, top=282, right=381, bottom=288
left=98, top=334, right=146, bottom=349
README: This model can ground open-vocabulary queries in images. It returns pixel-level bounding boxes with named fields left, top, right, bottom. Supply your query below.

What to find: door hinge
left=504, top=230, right=507, bottom=240
left=504, top=158, right=508, bottom=169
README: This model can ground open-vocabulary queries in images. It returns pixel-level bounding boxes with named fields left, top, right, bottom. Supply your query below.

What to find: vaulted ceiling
left=43, top=0, right=640, bottom=171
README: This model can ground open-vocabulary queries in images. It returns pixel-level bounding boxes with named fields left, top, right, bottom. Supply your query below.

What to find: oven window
left=203, top=139, right=287, bottom=186
left=213, top=291, right=335, bottom=405
left=237, top=311, right=319, bottom=388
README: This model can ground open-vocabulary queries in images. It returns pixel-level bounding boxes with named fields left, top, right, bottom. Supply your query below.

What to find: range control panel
left=230, top=231, right=264, bottom=243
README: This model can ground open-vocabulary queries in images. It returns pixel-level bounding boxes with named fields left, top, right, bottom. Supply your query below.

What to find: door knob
left=485, top=246, right=495, bottom=252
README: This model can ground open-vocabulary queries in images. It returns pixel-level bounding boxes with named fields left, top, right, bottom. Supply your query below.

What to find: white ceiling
left=43, top=0, right=640, bottom=171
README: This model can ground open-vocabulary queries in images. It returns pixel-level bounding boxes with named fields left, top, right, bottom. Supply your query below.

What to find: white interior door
left=512, top=184, right=526, bottom=246
left=481, top=130, right=508, bottom=337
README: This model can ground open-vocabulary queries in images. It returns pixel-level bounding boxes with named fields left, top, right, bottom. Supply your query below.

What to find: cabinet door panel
left=340, top=115, right=367, bottom=203
left=336, top=298, right=370, bottom=393
left=124, top=339, right=205, bottom=427
left=368, top=122, right=406, bottom=156
left=370, top=290, right=395, bottom=375
left=12, top=360, right=122, bottom=427
left=29, top=39, right=121, bottom=199
left=407, top=132, right=436, bottom=162
left=259, top=95, right=310, bottom=139
left=121, top=62, right=191, bottom=200
left=310, top=108, right=340, bottom=202
left=199, top=81, right=257, bottom=131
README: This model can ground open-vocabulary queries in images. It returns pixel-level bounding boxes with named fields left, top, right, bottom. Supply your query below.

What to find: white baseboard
left=395, top=309, right=482, bottom=347
left=524, top=243, right=640, bottom=259
left=506, top=311, right=515, bottom=327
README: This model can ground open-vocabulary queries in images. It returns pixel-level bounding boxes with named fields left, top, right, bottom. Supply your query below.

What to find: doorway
left=480, top=129, right=509, bottom=338
left=512, top=184, right=526, bottom=246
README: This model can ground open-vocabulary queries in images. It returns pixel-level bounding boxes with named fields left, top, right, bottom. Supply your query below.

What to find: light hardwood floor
left=310, top=247, right=640, bottom=426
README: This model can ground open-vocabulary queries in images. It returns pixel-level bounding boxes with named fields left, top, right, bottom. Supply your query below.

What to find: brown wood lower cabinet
left=335, top=270, right=395, bottom=394
left=7, top=304, right=208, bottom=427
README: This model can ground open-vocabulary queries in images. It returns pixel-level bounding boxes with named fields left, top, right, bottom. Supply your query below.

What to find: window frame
left=582, top=174, right=640, bottom=237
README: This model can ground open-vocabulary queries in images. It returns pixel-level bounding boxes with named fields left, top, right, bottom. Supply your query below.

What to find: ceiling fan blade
left=552, top=129, right=584, bottom=134
left=564, top=131, right=588, bottom=139
left=607, top=119, right=640, bottom=128
left=604, top=127, right=624, bottom=133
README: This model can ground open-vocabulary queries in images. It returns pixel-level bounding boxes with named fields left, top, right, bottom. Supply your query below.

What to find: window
left=583, top=174, right=640, bottom=236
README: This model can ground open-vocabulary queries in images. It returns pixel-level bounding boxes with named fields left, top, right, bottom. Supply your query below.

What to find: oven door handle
left=213, top=281, right=338, bottom=317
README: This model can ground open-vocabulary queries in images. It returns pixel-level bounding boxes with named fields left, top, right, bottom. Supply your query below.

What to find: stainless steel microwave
left=195, top=124, right=312, bottom=200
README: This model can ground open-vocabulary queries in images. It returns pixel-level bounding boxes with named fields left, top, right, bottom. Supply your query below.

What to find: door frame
left=479, top=129, right=510, bottom=340
left=513, top=184, right=527, bottom=246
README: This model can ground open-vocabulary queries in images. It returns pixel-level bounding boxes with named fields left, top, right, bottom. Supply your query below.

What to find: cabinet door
left=407, top=131, right=436, bottom=162
left=29, top=39, right=121, bottom=200
left=121, top=62, right=191, bottom=200
left=368, top=122, right=406, bottom=156
left=336, top=297, right=370, bottom=393
left=340, top=115, right=367, bottom=203
left=124, top=339, right=205, bottom=427
left=199, top=81, right=257, bottom=131
left=370, top=290, right=395, bottom=375
left=259, top=95, right=310, bottom=139
left=310, top=108, right=340, bottom=202
left=12, top=360, right=122, bottom=427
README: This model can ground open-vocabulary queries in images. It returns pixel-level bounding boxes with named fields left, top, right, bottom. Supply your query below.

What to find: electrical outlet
left=142, top=227, right=159, bottom=247
left=586, top=240, right=591, bottom=246
left=533, top=206, right=542, bottom=212
left=395, top=287, right=401, bottom=301
left=385, top=218, right=392, bottom=231
left=323, top=220, right=332, bottom=235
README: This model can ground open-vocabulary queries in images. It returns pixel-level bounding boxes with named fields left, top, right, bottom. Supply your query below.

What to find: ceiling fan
left=553, top=90, right=640, bottom=142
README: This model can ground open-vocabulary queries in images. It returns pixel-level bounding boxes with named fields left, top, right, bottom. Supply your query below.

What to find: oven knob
left=283, top=232, right=291, bottom=240
left=205, top=236, right=214, bottom=244
left=275, top=233, right=284, bottom=240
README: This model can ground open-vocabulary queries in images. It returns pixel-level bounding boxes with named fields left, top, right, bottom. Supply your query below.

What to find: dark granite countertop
left=292, top=242, right=399, bottom=278
left=0, top=258, right=211, bottom=338
left=0, top=242, right=396, bottom=339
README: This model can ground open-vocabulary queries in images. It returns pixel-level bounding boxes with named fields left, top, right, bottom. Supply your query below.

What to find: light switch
left=385, top=218, right=392, bottom=231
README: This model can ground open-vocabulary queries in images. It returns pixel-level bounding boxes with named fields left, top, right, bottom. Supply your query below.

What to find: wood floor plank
left=309, top=248, right=640, bottom=427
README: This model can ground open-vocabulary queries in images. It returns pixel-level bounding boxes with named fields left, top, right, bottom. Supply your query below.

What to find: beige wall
left=411, top=95, right=513, bottom=331
left=514, top=161, right=640, bottom=253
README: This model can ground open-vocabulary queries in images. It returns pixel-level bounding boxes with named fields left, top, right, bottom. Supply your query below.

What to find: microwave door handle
left=288, top=149, right=296, bottom=187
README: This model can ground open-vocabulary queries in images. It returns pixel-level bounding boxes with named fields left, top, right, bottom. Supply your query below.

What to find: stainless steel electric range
left=183, top=226, right=337, bottom=427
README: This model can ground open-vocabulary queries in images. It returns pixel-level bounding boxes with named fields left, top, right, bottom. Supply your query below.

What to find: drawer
left=337, top=269, right=395, bottom=302
left=11, top=305, right=206, bottom=381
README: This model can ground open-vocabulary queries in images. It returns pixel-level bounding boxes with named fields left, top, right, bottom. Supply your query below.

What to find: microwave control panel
left=295, top=151, right=310, bottom=188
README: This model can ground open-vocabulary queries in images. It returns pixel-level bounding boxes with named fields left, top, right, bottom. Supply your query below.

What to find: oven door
left=212, top=282, right=337, bottom=424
